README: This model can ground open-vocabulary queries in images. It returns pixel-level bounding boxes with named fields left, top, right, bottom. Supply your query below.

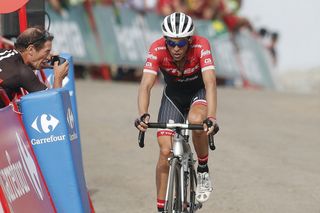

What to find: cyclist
left=135, top=12, right=218, bottom=212
left=0, top=27, right=69, bottom=108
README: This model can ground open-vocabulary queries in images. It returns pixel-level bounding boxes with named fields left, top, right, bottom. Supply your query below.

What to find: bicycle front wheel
left=165, top=158, right=182, bottom=213
left=187, top=165, right=197, bottom=212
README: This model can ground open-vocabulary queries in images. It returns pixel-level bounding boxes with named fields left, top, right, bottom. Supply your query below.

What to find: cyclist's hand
left=134, top=113, right=150, bottom=132
left=203, top=117, right=217, bottom=135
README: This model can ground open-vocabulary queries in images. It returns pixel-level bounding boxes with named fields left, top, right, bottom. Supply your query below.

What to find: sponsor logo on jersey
left=147, top=53, right=157, bottom=60
left=176, top=75, right=199, bottom=82
left=191, top=44, right=202, bottom=48
left=154, top=46, right=166, bottom=52
left=183, top=64, right=200, bottom=75
left=204, top=58, right=212, bottom=64
left=165, top=64, right=200, bottom=76
left=200, top=49, right=211, bottom=58
left=168, top=68, right=178, bottom=74
left=146, top=62, right=152, bottom=67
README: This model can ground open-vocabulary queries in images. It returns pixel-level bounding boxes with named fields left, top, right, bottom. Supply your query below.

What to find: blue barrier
left=44, top=53, right=80, bottom=135
left=43, top=54, right=89, bottom=210
left=19, top=89, right=90, bottom=213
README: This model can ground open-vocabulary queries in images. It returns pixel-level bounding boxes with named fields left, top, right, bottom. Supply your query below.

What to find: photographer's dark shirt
left=0, top=49, right=46, bottom=108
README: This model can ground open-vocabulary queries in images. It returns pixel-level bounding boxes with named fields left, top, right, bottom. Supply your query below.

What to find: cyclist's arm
left=202, top=69, right=217, bottom=119
left=199, top=37, right=217, bottom=120
left=138, top=72, right=157, bottom=116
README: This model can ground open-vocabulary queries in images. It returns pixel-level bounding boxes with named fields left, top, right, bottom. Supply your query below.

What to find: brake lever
left=138, top=131, right=145, bottom=148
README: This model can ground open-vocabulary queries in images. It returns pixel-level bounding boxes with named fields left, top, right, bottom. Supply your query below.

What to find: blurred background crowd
left=45, top=0, right=279, bottom=83
left=1, top=0, right=281, bottom=89
left=48, top=0, right=278, bottom=51
left=49, top=0, right=254, bottom=32
left=2, top=0, right=319, bottom=94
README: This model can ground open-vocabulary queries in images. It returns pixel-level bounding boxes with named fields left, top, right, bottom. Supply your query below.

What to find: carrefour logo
left=31, top=114, right=60, bottom=133
left=67, top=107, right=74, bottom=130
left=66, top=107, right=78, bottom=142
left=30, top=114, right=66, bottom=145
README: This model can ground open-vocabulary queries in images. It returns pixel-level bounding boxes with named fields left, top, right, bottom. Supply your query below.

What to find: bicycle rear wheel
left=165, top=158, right=182, bottom=213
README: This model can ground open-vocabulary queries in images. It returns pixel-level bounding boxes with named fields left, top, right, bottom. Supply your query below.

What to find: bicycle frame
left=137, top=122, right=219, bottom=213
left=165, top=126, right=202, bottom=213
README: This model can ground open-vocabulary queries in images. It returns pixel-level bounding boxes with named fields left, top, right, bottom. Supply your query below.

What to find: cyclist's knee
left=188, top=113, right=204, bottom=125
left=158, top=148, right=171, bottom=170
left=159, top=147, right=171, bottom=158
left=158, top=138, right=172, bottom=160
left=189, top=113, right=206, bottom=134
left=157, top=132, right=172, bottom=160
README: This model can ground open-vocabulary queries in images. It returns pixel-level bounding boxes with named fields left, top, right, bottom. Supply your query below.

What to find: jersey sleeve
left=19, top=67, right=47, bottom=93
left=143, top=42, right=161, bottom=75
left=198, top=38, right=215, bottom=72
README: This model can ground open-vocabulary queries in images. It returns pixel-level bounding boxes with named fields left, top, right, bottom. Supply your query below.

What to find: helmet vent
left=167, top=17, right=173, bottom=33
left=181, top=18, right=188, bottom=32
left=175, top=13, right=181, bottom=34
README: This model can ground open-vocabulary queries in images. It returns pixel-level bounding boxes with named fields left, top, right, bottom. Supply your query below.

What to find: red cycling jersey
left=143, top=35, right=215, bottom=93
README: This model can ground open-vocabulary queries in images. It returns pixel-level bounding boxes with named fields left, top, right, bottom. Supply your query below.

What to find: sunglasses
left=166, top=39, right=189, bottom=48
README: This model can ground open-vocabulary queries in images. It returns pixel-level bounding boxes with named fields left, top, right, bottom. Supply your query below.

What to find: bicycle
left=138, top=122, right=219, bottom=213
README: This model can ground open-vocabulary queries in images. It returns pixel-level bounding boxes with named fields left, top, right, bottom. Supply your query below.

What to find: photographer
left=0, top=27, right=69, bottom=108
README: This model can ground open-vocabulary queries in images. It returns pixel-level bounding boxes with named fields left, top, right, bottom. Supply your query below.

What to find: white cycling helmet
left=161, top=12, right=194, bottom=38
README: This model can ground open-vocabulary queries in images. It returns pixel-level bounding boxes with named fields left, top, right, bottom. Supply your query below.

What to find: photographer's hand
left=53, top=60, right=69, bottom=88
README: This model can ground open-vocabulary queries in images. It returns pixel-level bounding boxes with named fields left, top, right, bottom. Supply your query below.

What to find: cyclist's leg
left=188, top=89, right=213, bottom=203
left=156, top=135, right=171, bottom=212
left=188, top=89, right=208, bottom=160
left=156, top=89, right=185, bottom=212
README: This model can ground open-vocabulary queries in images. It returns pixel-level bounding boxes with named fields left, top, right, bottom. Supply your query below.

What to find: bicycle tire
left=189, top=166, right=197, bottom=212
left=165, top=158, right=182, bottom=213
left=182, top=164, right=197, bottom=213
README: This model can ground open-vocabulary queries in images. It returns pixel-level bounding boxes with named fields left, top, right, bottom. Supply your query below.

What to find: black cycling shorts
left=157, top=87, right=206, bottom=124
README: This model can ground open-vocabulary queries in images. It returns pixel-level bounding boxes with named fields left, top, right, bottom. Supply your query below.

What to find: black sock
left=197, top=154, right=209, bottom=173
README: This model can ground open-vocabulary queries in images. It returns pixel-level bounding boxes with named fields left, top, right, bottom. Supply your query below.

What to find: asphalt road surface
left=75, top=80, right=320, bottom=213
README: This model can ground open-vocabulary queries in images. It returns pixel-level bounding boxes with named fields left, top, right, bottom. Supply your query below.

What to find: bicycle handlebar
left=138, top=123, right=219, bottom=150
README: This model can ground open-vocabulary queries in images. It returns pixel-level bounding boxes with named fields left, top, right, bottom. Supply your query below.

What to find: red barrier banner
left=0, top=185, right=10, bottom=212
left=0, top=105, right=56, bottom=213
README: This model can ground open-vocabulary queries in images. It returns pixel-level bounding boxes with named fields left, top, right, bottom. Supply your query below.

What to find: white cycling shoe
left=196, top=172, right=213, bottom=203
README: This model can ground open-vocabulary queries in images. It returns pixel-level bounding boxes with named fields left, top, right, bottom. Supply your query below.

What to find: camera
left=49, top=56, right=66, bottom=66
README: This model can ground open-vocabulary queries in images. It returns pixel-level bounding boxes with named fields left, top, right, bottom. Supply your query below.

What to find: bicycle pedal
left=194, top=202, right=202, bottom=210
